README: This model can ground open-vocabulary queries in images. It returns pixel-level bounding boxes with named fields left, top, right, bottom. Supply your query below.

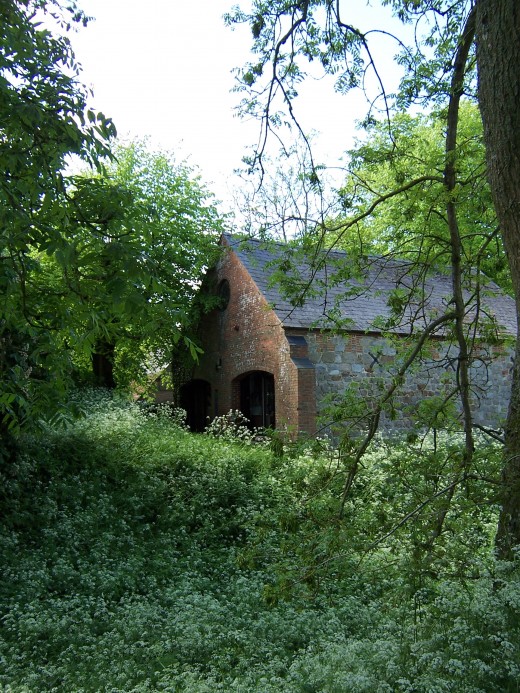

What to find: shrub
left=205, top=409, right=263, bottom=444
left=1, top=393, right=518, bottom=691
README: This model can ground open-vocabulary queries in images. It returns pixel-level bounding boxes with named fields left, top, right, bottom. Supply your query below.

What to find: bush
left=1, top=392, right=518, bottom=691
left=205, top=409, right=263, bottom=443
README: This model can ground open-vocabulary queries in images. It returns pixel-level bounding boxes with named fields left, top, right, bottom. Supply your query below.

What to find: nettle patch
left=1, top=392, right=519, bottom=691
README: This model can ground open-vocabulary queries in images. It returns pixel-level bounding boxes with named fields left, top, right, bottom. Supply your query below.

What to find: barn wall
left=191, top=245, right=316, bottom=436
left=306, top=331, right=513, bottom=434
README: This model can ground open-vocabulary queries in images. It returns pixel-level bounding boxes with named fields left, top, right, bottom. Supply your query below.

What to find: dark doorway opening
left=239, top=371, right=275, bottom=429
left=180, top=379, right=211, bottom=432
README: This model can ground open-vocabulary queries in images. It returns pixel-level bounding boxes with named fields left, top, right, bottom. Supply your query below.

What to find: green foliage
left=334, top=104, right=510, bottom=291
left=226, top=0, right=367, bottom=137
left=52, top=139, right=225, bottom=389
left=0, top=5, right=224, bottom=442
left=227, top=0, right=520, bottom=558
left=226, top=0, right=474, bottom=167
left=1, top=395, right=519, bottom=691
left=0, top=0, right=116, bottom=441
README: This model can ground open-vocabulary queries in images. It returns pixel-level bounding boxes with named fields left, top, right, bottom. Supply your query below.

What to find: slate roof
left=222, top=234, right=517, bottom=337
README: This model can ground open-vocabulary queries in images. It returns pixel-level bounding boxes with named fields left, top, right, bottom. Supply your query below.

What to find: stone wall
left=304, top=330, right=513, bottom=435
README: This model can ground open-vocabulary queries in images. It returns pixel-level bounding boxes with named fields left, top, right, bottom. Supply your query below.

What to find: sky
left=69, top=0, right=402, bottom=208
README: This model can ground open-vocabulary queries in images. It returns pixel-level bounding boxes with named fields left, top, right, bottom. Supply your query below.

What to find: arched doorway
left=179, top=379, right=211, bottom=432
left=238, top=371, right=275, bottom=429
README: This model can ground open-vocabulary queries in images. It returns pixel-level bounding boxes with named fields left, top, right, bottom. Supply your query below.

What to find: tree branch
left=339, top=309, right=458, bottom=518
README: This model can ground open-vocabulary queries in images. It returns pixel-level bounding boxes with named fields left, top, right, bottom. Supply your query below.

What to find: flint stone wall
left=305, top=331, right=513, bottom=434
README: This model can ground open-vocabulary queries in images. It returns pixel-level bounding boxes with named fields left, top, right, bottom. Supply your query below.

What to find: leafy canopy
left=59, top=140, right=225, bottom=388
left=0, top=2, right=224, bottom=439
left=333, top=103, right=508, bottom=290
left=0, top=0, right=117, bottom=437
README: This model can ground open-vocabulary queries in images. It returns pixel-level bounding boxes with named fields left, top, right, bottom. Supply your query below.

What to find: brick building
left=179, top=234, right=516, bottom=437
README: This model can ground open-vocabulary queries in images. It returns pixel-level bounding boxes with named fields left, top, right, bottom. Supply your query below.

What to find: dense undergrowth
left=1, top=391, right=519, bottom=692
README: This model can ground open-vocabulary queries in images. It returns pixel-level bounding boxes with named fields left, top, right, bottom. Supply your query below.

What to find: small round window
left=217, top=279, right=230, bottom=310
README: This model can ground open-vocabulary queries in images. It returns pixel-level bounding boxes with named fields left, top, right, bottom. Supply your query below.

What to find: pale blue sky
left=70, top=0, right=401, bottom=205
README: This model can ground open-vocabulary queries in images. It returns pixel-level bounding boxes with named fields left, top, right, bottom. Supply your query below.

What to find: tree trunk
left=476, top=0, right=520, bottom=558
left=92, top=339, right=116, bottom=389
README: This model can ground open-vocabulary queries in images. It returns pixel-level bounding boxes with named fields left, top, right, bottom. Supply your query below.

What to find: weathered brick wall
left=306, top=330, right=513, bottom=434
left=192, top=246, right=316, bottom=435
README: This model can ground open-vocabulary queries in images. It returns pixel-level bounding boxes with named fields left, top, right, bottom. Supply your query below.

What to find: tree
left=233, top=139, right=338, bottom=242
left=0, top=2, right=225, bottom=452
left=475, top=0, right=520, bottom=557
left=0, top=0, right=116, bottom=453
left=57, top=140, right=224, bottom=389
left=227, top=0, right=520, bottom=557
left=336, top=103, right=510, bottom=291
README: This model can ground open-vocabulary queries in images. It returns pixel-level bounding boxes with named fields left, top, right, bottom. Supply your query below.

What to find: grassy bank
left=1, top=393, right=519, bottom=691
